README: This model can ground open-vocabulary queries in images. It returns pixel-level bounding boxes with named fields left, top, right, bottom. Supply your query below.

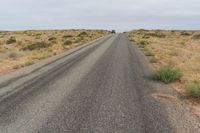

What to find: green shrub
left=185, top=81, right=200, bottom=98
left=23, top=41, right=51, bottom=50
left=63, top=40, right=72, bottom=46
left=63, top=35, right=73, bottom=39
left=78, top=32, right=88, bottom=37
left=150, top=66, right=182, bottom=83
left=141, top=40, right=149, bottom=45
left=48, top=37, right=57, bottom=43
left=138, top=40, right=148, bottom=48
left=139, top=44, right=146, bottom=48
left=48, top=37, right=56, bottom=41
left=6, top=36, right=16, bottom=44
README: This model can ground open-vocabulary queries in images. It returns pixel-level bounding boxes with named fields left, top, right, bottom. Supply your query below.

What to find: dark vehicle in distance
left=111, top=30, right=116, bottom=34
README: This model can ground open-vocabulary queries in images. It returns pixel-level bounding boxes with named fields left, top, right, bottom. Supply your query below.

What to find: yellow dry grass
left=128, top=30, right=200, bottom=83
left=128, top=29, right=200, bottom=114
left=0, top=29, right=110, bottom=75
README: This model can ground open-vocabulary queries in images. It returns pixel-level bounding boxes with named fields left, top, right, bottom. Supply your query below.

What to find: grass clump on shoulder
left=150, top=65, right=182, bottom=83
left=185, top=81, right=200, bottom=99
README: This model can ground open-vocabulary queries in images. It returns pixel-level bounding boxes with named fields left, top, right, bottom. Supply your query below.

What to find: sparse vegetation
left=24, top=41, right=51, bottom=50
left=150, top=66, right=182, bottom=83
left=0, top=29, right=110, bottom=75
left=129, top=29, right=200, bottom=110
left=48, top=37, right=57, bottom=43
left=48, top=37, right=57, bottom=41
left=6, top=36, right=16, bottom=44
left=63, top=35, right=73, bottom=39
left=74, top=37, right=84, bottom=43
left=185, top=81, right=200, bottom=98
left=78, top=32, right=88, bottom=37
left=192, top=34, right=200, bottom=40
left=138, top=40, right=148, bottom=48
left=63, top=40, right=72, bottom=46
left=144, top=51, right=154, bottom=56
left=144, top=32, right=166, bottom=38
left=24, top=60, right=35, bottom=66
left=128, top=30, right=200, bottom=83
left=8, top=52, right=18, bottom=59
left=13, top=65, right=21, bottom=69
left=142, top=35, right=150, bottom=39
left=181, top=31, right=191, bottom=36
left=149, top=56, right=157, bottom=63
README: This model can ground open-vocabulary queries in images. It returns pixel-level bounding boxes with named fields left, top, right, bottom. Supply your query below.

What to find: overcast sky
left=0, top=0, right=200, bottom=31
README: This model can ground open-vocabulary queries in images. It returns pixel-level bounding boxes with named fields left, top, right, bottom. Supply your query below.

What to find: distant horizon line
left=0, top=28, right=200, bottom=32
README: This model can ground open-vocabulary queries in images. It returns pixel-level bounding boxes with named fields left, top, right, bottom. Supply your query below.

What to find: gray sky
left=0, top=0, right=200, bottom=31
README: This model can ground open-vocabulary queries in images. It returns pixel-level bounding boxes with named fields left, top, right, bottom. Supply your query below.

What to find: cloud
left=0, top=0, right=200, bottom=31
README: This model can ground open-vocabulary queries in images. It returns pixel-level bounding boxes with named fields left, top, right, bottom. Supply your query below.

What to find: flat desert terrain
left=128, top=30, right=200, bottom=105
left=0, top=29, right=110, bottom=75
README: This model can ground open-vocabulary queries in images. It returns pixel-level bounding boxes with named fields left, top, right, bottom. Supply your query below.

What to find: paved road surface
left=0, top=34, right=200, bottom=133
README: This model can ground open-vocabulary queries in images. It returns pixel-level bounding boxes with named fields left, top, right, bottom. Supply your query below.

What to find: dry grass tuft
left=186, top=81, right=200, bottom=99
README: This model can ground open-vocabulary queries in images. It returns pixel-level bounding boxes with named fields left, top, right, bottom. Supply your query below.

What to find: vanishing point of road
left=0, top=34, right=200, bottom=133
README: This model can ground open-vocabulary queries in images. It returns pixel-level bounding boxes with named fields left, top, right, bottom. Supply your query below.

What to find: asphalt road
left=0, top=34, right=200, bottom=133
